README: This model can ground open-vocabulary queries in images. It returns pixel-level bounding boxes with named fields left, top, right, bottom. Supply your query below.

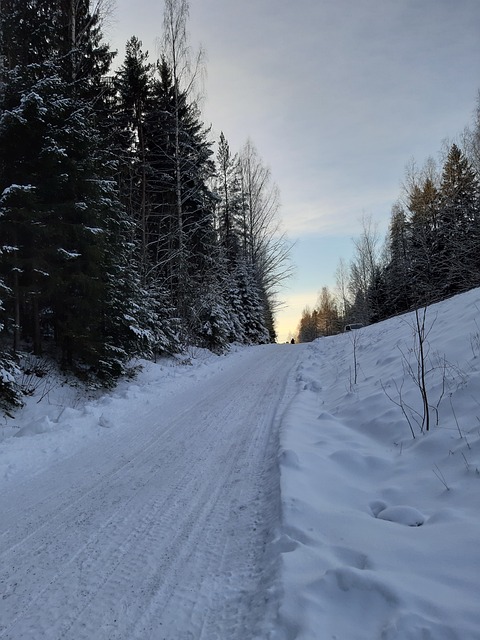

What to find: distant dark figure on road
left=290, top=338, right=295, bottom=344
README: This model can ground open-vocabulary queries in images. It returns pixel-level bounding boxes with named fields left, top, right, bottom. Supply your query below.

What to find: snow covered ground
left=1, top=288, right=480, bottom=639
left=0, top=345, right=301, bottom=639
left=273, top=288, right=480, bottom=640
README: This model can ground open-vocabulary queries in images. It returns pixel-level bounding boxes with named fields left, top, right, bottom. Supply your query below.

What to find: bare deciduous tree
left=316, top=286, right=340, bottom=336
left=160, top=0, right=206, bottom=310
left=348, top=214, right=380, bottom=324
left=335, top=257, right=351, bottom=321
left=237, top=139, right=293, bottom=305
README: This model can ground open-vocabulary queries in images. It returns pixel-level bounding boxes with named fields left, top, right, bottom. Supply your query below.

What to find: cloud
left=109, top=0, right=480, bottom=337
left=281, top=185, right=399, bottom=237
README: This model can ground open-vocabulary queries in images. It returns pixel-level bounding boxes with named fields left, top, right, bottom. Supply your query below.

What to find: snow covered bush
left=0, top=352, right=22, bottom=413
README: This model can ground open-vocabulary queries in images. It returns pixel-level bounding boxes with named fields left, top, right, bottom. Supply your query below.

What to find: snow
left=1, top=290, right=480, bottom=638
left=84, top=226, right=104, bottom=235
left=0, top=184, right=36, bottom=200
left=57, top=248, right=81, bottom=259
left=272, top=287, right=480, bottom=640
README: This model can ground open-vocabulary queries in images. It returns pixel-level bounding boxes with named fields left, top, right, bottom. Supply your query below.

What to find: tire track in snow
left=1, top=393, right=243, bottom=637
left=129, top=368, right=286, bottom=640
left=0, top=345, right=302, bottom=640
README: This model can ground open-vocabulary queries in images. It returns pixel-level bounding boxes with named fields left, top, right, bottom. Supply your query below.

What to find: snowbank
left=0, top=346, right=243, bottom=484
left=274, top=288, right=480, bottom=640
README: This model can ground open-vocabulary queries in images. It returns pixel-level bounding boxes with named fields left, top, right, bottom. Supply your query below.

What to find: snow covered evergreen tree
left=383, top=203, right=412, bottom=315
left=145, top=57, right=218, bottom=344
left=0, top=254, right=21, bottom=411
left=212, top=135, right=275, bottom=343
left=0, top=0, right=293, bottom=409
left=113, top=37, right=154, bottom=276
left=215, top=133, right=244, bottom=260
left=233, top=261, right=270, bottom=344
left=434, top=144, right=479, bottom=295
left=407, top=174, right=440, bottom=304
left=0, top=0, right=150, bottom=384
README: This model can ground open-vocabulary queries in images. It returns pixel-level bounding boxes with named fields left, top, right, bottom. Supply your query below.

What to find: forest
left=0, top=0, right=291, bottom=409
left=297, top=99, right=480, bottom=343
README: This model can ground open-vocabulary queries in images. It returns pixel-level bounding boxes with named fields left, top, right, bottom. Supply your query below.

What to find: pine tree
left=113, top=36, right=154, bottom=278
left=160, top=0, right=211, bottom=322
left=113, top=42, right=183, bottom=360
left=54, top=0, right=115, bottom=99
left=147, top=58, right=217, bottom=337
left=233, top=261, right=269, bottom=344
left=0, top=251, right=22, bottom=411
left=435, top=144, right=479, bottom=295
left=0, top=71, right=63, bottom=354
left=384, top=202, right=412, bottom=314
left=0, top=0, right=147, bottom=383
left=213, top=133, right=260, bottom=344
left=215, top=133, right=244, bottom=260
left=407, top=176, right=440, bottom=303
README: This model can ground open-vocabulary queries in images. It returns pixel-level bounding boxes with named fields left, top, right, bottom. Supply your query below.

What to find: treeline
left=0, top=1, right=290, bottom=408
left=298, top=95, right=480, bottom=343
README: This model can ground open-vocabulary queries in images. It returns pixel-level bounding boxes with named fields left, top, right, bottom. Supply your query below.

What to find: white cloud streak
left=109, top=0, right=480, bottom=334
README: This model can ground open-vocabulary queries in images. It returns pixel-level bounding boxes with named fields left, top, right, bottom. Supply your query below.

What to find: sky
left=106, top=0, right=480, bottom=341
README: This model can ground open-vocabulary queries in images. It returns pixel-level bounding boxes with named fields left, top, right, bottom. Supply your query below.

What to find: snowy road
left=0, top=345, right=302, bottom=640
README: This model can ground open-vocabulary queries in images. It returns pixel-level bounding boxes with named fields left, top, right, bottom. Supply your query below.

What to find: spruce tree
left=407, top=177, right=440, bottom=303
left=113, top=36, right=154, bottom=277
left=435, top=144, right=479, bottom=295
left=0, top=249, right=22, bottom=411
left=215, top=133, right=244, bottom=261
left=147, top=58, right=217, bottom=339
left=384, top=203, right=412, bottom=314
left=0, top=0, right=147, bottom=383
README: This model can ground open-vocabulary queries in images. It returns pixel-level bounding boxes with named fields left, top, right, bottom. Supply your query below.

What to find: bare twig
left=381, top=379, right=416, bottom=439
left=449, top=395, right=462, bottom=439
left=432, top=464, right=450, bottom=490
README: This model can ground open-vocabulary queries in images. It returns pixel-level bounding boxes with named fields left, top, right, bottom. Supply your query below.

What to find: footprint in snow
left=372, top=503, right=426, bottom=527
left=98, top=414, right=114, bottom=429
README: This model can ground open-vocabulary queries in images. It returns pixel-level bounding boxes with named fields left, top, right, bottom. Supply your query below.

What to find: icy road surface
left=0, top=345, right=303, bottom=640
